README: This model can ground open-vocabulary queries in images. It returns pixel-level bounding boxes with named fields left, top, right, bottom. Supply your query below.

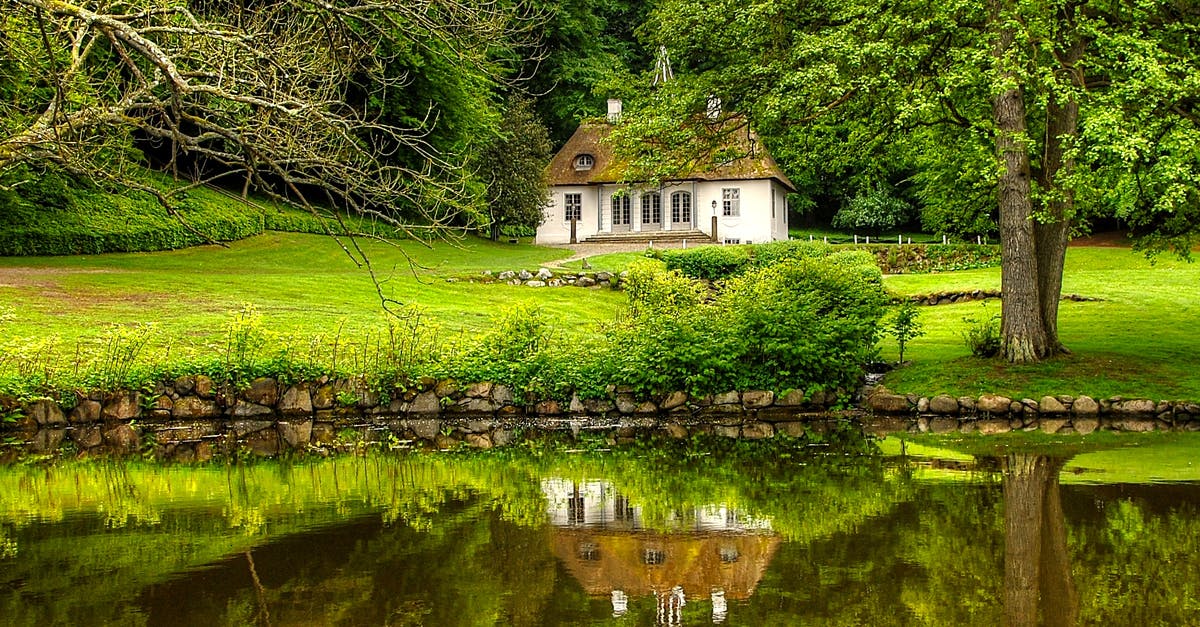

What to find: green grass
left=557, top=251, right=652, bottom=273
left=788, top=226, right=949, bottom=244
left=0, top=232, right=624, bottom=356
left=880, top=246, right=1200, bottom=400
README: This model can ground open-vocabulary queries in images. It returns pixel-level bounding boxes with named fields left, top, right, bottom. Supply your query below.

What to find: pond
left=2, top=432, right=1199, bottom=625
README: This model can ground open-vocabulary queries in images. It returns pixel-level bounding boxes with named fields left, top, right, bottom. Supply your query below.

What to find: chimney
left=607, top=98, right=622, bottom=123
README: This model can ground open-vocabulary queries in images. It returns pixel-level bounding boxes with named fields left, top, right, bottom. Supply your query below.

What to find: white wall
left=694, top=180, right=785, bottom=244
left=536, top=186, right=601, bottom=244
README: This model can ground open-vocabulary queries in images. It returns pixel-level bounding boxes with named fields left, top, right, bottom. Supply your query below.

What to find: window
left=723, top=238, right=741, bottom=245
left=574, top=154, right=594, bottom=170
left=722, top=188, right=740, bottom=216
left=643, top=548, right=666, bottom=565
left=564, top=193, right=582, bottom=221
left=671, top=191, right=692, bottom=223
left=641, top=192, right=661, bottom=224
left=611, top=194, right=631, bottom=225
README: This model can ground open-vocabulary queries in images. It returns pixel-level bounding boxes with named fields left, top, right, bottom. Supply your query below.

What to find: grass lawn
left=0, top=232, right=625, bottom=357
left=881, top=246, right=1200, bottom=400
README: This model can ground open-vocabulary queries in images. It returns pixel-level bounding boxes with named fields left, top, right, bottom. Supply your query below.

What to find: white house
left=535, top=99, right=795, bottom=245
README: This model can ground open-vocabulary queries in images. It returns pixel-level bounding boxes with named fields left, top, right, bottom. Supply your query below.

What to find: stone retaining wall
left=2, top=376, right=1196, bottom=461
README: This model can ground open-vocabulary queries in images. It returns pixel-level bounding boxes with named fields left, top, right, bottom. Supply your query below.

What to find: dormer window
left=574, top=154, right=594, bottom=170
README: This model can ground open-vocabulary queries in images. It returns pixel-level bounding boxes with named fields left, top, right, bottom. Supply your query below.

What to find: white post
left=866, top=235, right=870, bottom=244
left=907, top=237, right=912, bottom=245
left=898, top=235, right=903, bottom=245
left=809, top=234, right=813, bottom=242
left=683, top=239, right=687, bottom=249
left=824, top=236, right=828, bottom=244
left=854, top=234, right=858, bottom=244
left=943, top=234, right=947, bottom=245
left=977, top=235, right=981, bottom=245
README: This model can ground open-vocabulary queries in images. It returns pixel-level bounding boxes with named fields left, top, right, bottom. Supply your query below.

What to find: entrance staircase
left=582, top=229, right=712, bottom=246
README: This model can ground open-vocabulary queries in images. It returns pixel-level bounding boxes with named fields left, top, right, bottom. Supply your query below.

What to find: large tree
left=624, top=0, right=1200, bottom=363
left=0, top=0, right=535, bottom=239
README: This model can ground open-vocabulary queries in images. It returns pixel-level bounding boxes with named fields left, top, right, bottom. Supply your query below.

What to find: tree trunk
left=1003, top=454, right=1048, bottom=627
left=1039, top=458, right=1079, bottom=627
left=992, top=2, right=1049, bottom=363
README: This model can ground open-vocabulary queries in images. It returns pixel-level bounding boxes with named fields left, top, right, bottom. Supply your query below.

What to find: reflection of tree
left=1001, top=454, right=1078, bottom=627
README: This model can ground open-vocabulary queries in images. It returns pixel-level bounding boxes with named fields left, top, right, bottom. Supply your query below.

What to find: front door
left=641, top=192, right=662, bottom=231
left=611, top=194, right=632, bottom=232
left=670, top=191, right=693, bottom=229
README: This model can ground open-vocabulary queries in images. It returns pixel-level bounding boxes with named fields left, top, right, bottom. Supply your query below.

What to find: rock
left=491, top=429, right=514, bottom=447
left=434, top=379, right=460, bottom=398
left=458, top=397, right=497, bottom=413
left=976, top=394, right=1013, bottom=414
left=568, top=394, right=586, bottom=414
left=408, top=391, right=440, bottom=414
left=713, top=391, right=741, bottom=405
left=104, top=424, right=140, bottom=452
left=465, top=382, right=493, bottom=399
left=244, top=429, right=280, bottom=457
left=714, top=425, right=741, bottom=438
left=977, top=419, right=1012, bottom=435
left=1021, top=398, right=1039, bottom=412
left=277, top=420, right=313, bottom=448
left=155, top=422, right=219, bottom=443
left=435, top=433, right=460, bottom=450
left=535, top=400, right=562, bottom=415
left=32, top=429, right=66, bottom=453
left=1074, top=417, right=1099, bottom=435
left=466, top=433, right=493, bottom=449
left=1041, top=419, right=1070, bottom=434
left=635, top=401, right=658, bottom=414
left=194, top=375, right=214, bottom=398
left=548, top=279, right=563, bottom=287
left=69, top=400, right=102, bottom=424
left=866, top=390, right=910, bottom=413
left=498, top=270, right=516, bottom=281
left=312, top=385, right=336, bottom=409
left=174, top=375, right=197, bottom=396
left=776, top=389, right=807, bottom=406
left=957, top=396, right=976, bottom=412
left=230, top=401, right=273, bottom=417
left=929, top=418, right=959, bottom=434
left=518, top=270, right=533, bottom=281
left=404, top=419, right=439, bottom=440
left=278, top=385, right=313, bottom=415
left=173, top=396, right=221, bottom=419
left=243, top=377, right=279, bottom=406
left=742, top=422, right=774, bottom=439
left=743, top=390, right=775, bottom=409
left=525, top=280, right=547, bottom=288
left=27, top=399, right=66, bottom=426
left=585, top=398, right=616, bottom=414
left=577, top=276, right=597, bottom=287
left=615, top=394, right=637, bottom=414
left=1110, top=418, right=1156, bottom=432
left=596, top=271, right=612, bottom=282
left=492, top=385, right=514, bottom=406
left=1115, top=399, right=1157, bottom=414
left=916, top=397, right=930, bottom=412
left=660, top=391, right=688, bottom=410
left=929, top=395, right=959, bottom=414
left=71, top=425, right=104, bottom=448
left=103, top=391, right=141, bottom=420
left=1039, top=396, right=1067, bottom=414
left=535, top=268, right=553, bottom=280
left=665, top=423, right=690, bottom=439
left=1072, top=396, right=1100, bottom=415
left=776, top=422, right=807, bottom=438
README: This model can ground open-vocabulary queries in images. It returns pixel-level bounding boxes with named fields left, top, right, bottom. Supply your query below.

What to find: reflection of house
left=536, top=99, right=795, bottom=245
left=541, top=479, right=780, bottom=625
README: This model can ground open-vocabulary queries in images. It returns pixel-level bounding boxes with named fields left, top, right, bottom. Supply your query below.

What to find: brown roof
left=547, top=120, right=796, bottom=191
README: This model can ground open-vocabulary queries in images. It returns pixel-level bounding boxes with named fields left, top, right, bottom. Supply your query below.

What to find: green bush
left=961, top=305, right=1002, bottom=358
left=661, top=245, right=751, bottom=280
left=750, top=240, right=833, bottom=268
left=832, top=186, right=914, bottom=233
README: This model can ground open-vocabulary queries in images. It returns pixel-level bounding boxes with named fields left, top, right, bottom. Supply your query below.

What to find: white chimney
left=607, top=98, right=622, bottom=123
left=707, top=95, right=722, bottom=120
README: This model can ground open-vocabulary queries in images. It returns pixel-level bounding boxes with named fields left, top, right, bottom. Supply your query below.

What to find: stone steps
left=583, top=229, right=712, bottom=245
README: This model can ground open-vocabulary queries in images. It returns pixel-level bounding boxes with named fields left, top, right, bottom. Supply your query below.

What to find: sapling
left=888, top=301, right=925, bottom=363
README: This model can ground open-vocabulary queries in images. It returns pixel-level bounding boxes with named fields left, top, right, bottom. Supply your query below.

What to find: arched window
left=641, top=192, right=662, bottom=224
left=611, top=194, right=631, bottom=225
left=574, top=154, right=594, bottom=170
left=671, top=191, right=692, bottom=223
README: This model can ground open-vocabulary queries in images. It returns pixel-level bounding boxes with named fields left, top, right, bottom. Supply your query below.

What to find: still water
left=2, top=432, right=1200, bottom=626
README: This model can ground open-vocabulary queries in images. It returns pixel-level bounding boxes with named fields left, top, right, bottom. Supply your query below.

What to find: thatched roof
left=547, top=120, right=796, bottom=191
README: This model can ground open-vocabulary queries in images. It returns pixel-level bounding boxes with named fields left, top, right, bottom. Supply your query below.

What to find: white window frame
left=722, top=188, right=740, bottom=217
left=574, top=154, right=594, bottom=170
left=564, top=193, right=582, bottom=221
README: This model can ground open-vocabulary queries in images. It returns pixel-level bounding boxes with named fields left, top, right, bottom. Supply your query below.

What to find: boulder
left=665, top=423, right=690, bottom=439
left=465, top=382, right=493, bottom=398
left=193, top=375, right=215, bottom=398
left=174, top=375, right=197, bottom=396
left=742, top=422, right=774, bottom=439
left=32, top=429, right=66, bottom=453
left=492, top=385, right=514, bottom=406
left=1039, top=396, right=1067, bottom=414
left=714, top=425, right=741, bottom=438
left=577, top=276, right=597, bottom=287
left=466, top=433, right=493, bottom=449
left=312, top=385, right=336, bottom=409
left=408, top=391, right=440, bottom=414
left=525, top=280, right=547, bottom=288
left=27, top=399, right=66, bottom=426
left=660, top=391, right=689, bottom=411
left=491, top=429, right=514, bottom=447
left=1072, top=396, right=1100, bottom=415
left=434, top=379, right=460, bottom=398
left=1115, top=399, right=1157, bottom=414
left=957, top=396, right=977, bottom=412
left=69, top=400, right=102, bottom=424
left=498, top=270, right=516, bottom=281
left=713, top=391, right=741, bottom=405
left=243, top=377, right=280, bottom=406
left=916, top=397, right=930, bottom=412
left=277, top=420, right=313, bottom=448
left=173, top=396, right=221, bottom=419
left=535, top=400, right=562, bottom=415
left=278, top=385, right=313, bottom=415
left=518, top=269, right=533, bottom=281
left=71, top=425, right=104, bottom=449
left=976, top=394, right=1013, bottom=414
left=929, top=395, right=959, bottom=414
left=102, top=391, right=141, bottom=420
left=866, top=390, right=910, bottom=413
left=231, top=420, right=274, bottom=437
left=615, top=394, right=637, bottom=414
left=230, top=401, right=273, bottom=417
left=535, top=268, right=553, bottom=280
left=1073, top=417, right=1099, bottom=435
left=776, top=389, right=807, bottom=407
left=103, top=424, right=140, bottom=452
left=742, top=390, right=775, bottom=409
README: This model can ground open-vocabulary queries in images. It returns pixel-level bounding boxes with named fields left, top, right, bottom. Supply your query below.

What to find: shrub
left=832, top=186, right=914, bottom=233
left=661, top=245, right=751, bottom=280
left=750, top=240, right=833, bottom=268
left=961, top=305, right=1001, bottom=358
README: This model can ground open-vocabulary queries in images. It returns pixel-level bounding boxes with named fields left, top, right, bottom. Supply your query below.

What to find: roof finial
left=652, top=45, right=673, bottom=86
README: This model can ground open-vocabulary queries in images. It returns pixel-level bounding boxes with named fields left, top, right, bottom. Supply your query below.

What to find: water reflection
left=542, top=479, right=778, bottom=624
left=2, top=436, right=1200, bottom=625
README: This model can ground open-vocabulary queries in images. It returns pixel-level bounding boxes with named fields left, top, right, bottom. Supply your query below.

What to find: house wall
left=537, top=186, right=602, bottom=244
left=536, top=180, right=789, bottom=245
